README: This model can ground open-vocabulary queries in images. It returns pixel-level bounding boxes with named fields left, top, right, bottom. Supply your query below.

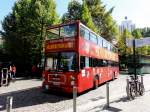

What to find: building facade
left=119, top=17, right=135, bottom=33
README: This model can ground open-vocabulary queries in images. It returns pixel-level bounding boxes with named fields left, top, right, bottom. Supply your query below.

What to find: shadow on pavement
left=90, top=96, right=105, bottom=101
left=0, top=87, right=70, bottom=111
left=112, top=96, right=130, bottom=103
left=88, top=105, right=122, bottom=112
left=14, top=77, right=42, bottom=81
left=103, top=106, right=122, bottom=112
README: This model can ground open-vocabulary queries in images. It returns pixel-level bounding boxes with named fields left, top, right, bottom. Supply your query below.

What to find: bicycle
left=126, top=75, right=145, bottom=100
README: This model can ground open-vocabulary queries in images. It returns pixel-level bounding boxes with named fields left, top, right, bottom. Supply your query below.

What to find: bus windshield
left=46, top=23, right=77, bottom=40
left=45, top=52, right=77, bottom=72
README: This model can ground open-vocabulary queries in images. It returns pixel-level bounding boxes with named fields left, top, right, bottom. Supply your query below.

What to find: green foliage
left=81, top=0, right=97, bottom=32
left=136, top=28, right=150, bottom=55
left=62, top=0, right=118, bottom=41
left=141, top=27, right=150, bottom=37
left=147, top=46, right=150, bottom=55
left=132, top=29, right=142, bottom=39
left=1, top=0, right=59, bottom=72
left=118, top=29, right=132, bottom=56
left=62, top=1, right=82, bottom=22
left=118, top=28, right=150, bottom=69
left=86, top=0, right=118, bottom=41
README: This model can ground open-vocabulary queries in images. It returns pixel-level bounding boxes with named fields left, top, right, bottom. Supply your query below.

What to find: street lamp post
left=133, top=39, right=137, bottom=79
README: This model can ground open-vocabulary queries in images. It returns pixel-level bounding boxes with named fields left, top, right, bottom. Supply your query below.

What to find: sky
left=0, top=0, right=150, bottom=31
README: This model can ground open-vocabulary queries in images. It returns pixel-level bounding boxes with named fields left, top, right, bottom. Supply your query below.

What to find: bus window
left=85, top=57, right=89, bottom=67
left=95, top=58, right=99, bottom=67
left=90, top=58, right=98, bottom=67
left=103, top=60, right=108, bottom=67
left=103, top=40, right=108, bottom=49
left=45, top=52, right=77, bottom=71
left=60, top=24, right=77, bottom=38
left=80, top=56, right=89, bottom=69
left=90, top=33, right=98, bottom=44
left=108, top=43, right=111, bottom=51
left=80, top=26, right=90, bottom=40
left=98, top=36, right=102, bottom=47
left=80, top=56, right=85, bottom=69
left=110, top=45, right=113, bottom=51
left=46, top=28, right=59, bottom=40
left=98, top=59, right=104, bottom=67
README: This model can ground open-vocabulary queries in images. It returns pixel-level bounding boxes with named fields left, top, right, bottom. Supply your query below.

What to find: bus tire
left=93, top=76, right=99, bottom=89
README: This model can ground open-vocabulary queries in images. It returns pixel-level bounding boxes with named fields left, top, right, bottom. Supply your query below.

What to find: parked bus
left=42, top=21, right=119, bottom=93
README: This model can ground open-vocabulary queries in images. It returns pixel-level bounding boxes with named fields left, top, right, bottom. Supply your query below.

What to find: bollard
left=106, top=82, right=109, bottom=108
left=126, top=78, right=130, bottom=98
left=73, top=86, right=77, bottom=112
left=6, top=96, right=13, bottom=112
left=141, top=75, right=143, bottom=85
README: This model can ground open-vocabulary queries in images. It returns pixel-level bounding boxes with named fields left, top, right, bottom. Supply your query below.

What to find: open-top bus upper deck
left=45, top=21, right=118, bottom=62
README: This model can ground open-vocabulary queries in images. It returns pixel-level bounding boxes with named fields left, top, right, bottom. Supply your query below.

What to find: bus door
left=78, top=56, right=93, bottom=92
left=107, top=61, right=112, bottom=80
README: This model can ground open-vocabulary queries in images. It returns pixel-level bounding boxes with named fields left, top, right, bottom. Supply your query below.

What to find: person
left=11, top=64, right=16, bottom=79
left=32, top=65, right=36, bottom=77
left=9, top=64, right=12, bottom=79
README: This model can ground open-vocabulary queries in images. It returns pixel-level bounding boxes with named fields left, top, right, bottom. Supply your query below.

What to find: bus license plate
left=53, top=82, right=60, bottom=86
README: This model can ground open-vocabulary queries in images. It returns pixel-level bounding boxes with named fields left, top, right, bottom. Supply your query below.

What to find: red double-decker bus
left=42, top=21, right=119, bottom=93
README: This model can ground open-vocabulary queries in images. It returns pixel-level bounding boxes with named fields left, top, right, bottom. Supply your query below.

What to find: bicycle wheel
left=139, top=83, right=145, bottom=96
left=129, top=83, right=136, bottom=99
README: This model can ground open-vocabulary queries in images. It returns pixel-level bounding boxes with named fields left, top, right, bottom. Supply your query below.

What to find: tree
left=86, top=0, right=118, bottom=41
left=62, top=0, right=97, bottom=32
left=141, top=27, right=150, bottom=37
left=62, top=0, right=82, bottom=22
left=117, top=29, right=132, bottom=69
left=81, top=0, right=97, bottom=32
left=1, top=0, right=59, bottom=73
left=118, top=29, right=132, bottom=56
left=62, top=0, right=118, bottom=41
left=132, top=29, right=148, bottom=55
left=132, top=29, right=142, bottom=39
left=138, top=27, right=150, bottom=55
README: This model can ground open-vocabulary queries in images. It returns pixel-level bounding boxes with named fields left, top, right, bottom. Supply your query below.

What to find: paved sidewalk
left=61, top=74, right=150, bottom=112
left=88, top=90, right=150, bottom=112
